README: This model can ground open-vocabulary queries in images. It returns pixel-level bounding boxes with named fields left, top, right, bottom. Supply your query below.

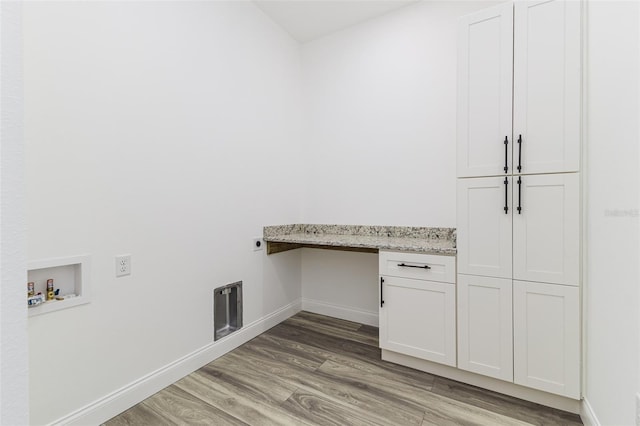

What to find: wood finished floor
left=104, top=311, right=583, bottom=426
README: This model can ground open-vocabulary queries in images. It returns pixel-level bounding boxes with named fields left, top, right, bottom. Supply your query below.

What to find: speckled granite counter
left=263, top=224, right=456, bottom=256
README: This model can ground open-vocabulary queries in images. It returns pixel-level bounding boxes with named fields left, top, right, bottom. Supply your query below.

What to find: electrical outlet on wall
left=253, top=238, right=264, bottom=251
left=115, top=255, right=131, bottom=277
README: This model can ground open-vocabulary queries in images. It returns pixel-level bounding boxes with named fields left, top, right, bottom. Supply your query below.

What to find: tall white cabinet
left=456, top=0, right=581, bottom=400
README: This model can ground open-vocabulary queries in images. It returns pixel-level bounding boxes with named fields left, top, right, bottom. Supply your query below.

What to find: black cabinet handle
left=380, top=277, right=384, bottom=307
left=397, top=263, right=431, bottom=270
left=504, top=177, right=509, bottom=214
left=517, top=134, right=522, bottom=172
left=504, top=136, right=509, bottom=173
left=517, top=176, right=522, bottom=214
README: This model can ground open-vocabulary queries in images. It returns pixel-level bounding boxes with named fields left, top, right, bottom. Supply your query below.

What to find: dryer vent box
left=214, top=281, right=243, bottom=341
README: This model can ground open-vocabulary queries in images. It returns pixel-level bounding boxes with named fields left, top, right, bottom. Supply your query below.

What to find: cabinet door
left=457, top=274, right=513, bottom=381
left=513, top=173, right=579, bottom=286
left=380, top=276, right=456, bottom=366
left=513, top=281, right=580, bottom=398
left=457, top=2, right=513, bottom=178
left=513, top=0, right=581, bottom=174
left=457, top=177, right=512, bottom=278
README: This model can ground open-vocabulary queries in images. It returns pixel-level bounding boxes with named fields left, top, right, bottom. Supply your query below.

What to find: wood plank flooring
left=104, top=311, right=583, bottom=426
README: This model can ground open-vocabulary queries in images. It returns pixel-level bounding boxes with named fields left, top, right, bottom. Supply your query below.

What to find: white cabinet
left=457, top=177, right=512, bottom=278
left=513, top=174, right=580, bottom=286
left=379, top=276, right=456, bottom=366
left=379, top=251, right=456, bottom=367
left=458, top=173, right=580, bottom=287
left=457, top=2, right=513, bottom=178
left=455, top=0, right=582, bottom=400
left=513, top=281, right=580, bottom=398
left=513, top=1, right=581, bottom=175
left=457, top=275, right=513, bottom=381
left=457, top=0, right=581, bottom=178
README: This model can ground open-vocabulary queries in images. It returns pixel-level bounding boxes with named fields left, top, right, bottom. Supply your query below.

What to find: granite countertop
left=263, top=224, right=456, bottom=256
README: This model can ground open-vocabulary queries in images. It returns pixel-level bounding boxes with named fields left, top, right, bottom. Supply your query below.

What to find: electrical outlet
left=115, top=255, right=131, bottom=277
left=252, top=238, right=264, bottom=251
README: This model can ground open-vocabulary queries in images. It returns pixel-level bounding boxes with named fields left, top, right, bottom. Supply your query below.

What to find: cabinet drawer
left=379, top=251, right=455, bottom=283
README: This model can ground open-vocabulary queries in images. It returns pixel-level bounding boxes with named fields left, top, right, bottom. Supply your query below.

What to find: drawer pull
left=517, top=134, right=523, bottom=172
left=504, top=136, right=509, bottom=173
left=380, top=277, right=384, bottom=307
left=398, top=263, right=431, bottom=270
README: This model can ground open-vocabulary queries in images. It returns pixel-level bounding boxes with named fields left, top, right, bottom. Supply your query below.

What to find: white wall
left=0, top=2, right=28, bottom=425
left=301, top=0, right=499, bottom=227
left=24, top=2, right=302, bottom=424
left=299, top=1, right=497, bottom=321
left=584, top=1, right=640, bottom=425
left=301, top=249, right=379, bottom=325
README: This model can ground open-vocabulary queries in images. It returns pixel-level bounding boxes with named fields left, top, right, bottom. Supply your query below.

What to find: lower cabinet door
left=380, top=276, right=456, bottom=366
left=457, top=274, right=513, bottom=381
left=513, top=280, right=580, bottom=398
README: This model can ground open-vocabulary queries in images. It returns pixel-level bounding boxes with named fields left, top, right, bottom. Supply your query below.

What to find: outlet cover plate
left=253, top=238, right=264, bottom=251
left=115, top=255, right=131, bottom=277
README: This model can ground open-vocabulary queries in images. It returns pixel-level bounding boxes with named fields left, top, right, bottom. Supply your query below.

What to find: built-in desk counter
left=263, top=224, right=456, bottom=255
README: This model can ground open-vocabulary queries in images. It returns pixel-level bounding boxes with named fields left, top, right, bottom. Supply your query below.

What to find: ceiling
left=253, top=0, right=419, bottom=43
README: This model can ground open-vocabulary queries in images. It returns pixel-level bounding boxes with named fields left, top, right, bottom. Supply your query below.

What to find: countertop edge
left=263, top=228, right=457, bottom=256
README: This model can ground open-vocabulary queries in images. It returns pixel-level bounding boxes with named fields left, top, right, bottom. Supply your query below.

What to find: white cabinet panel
left=457, top=2, right=513, bottom=178
left=457, top=274, right=513, bottom=381
left=457, top=177, right=512, bottom=278
left=513, top=173, right=580, bottom=285
left=379, top=251, right=455, bottom=283
left=380, top=276, right=456, bottom=367
left=513, top=0, right=581, bottom=174
left=513, top=281, right=580, bottom=398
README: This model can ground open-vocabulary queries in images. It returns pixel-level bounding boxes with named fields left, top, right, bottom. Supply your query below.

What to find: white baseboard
left=580, top=397, right=600, bottom=426
left=302, top=298, right=378, bottom=326
left=52, top=299, right=302, bottom=426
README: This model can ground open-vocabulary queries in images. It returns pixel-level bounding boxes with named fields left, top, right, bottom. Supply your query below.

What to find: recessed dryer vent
left=214, top=281, right=243, bottom=341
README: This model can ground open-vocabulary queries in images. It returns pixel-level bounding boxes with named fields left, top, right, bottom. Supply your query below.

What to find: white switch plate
left=252, top=238, right=264, bottom=251
left=115, top=255, right=131, bottom=277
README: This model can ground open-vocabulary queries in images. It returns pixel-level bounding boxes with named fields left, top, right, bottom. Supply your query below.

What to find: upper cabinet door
left=457, top=3, right=514, bottom=178
left=513, top=1, right=581, bottom=174
left=457, top=177, right=512, bottom=278
left=513, top=173, right=580, bottom=285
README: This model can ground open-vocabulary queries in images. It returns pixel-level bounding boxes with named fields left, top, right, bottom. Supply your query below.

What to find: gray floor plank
left=141, top=385, right=248, bottom=426
left=173, top=371, right=313, bottom=426
left=420, top=398, right=534, bottom=426
left=267, top=321, right=437, bottom=392
left=431, top=377, right=583, bottom=426
left=105, top=311, right=583, bottom=426
left=199, top=358, right=298, bottom=405
left=103, top=401, right=176, bottom=426
left=283, top=314, right=379, bottom=347
left=295, top=310, right=363, bottom=332
left=220, top=350, right=424, bottom=426
left=280, top=388, right=392, bottom=426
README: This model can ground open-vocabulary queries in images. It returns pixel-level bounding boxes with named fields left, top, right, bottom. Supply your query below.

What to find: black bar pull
left=504, top=177, right=509, bottom=214
left=517, top=176, right=522, bottom=214
left=517, top=134, right=522, bottom=172
left=398, top=263, right=431, bottom=270
left=504, top=136, right=509, bottom=173
left=380, top=277, right=384, bottom=307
